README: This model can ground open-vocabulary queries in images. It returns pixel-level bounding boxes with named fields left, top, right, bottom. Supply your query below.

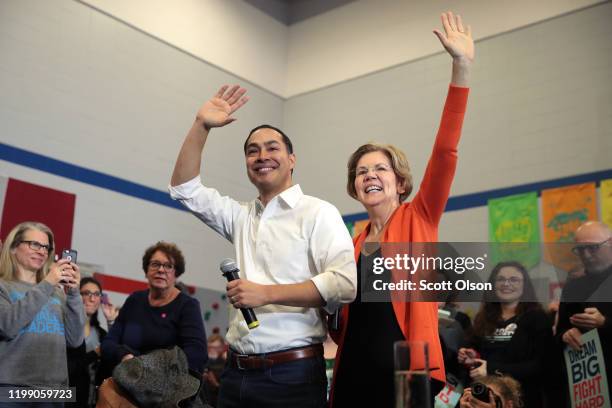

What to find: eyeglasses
left=571, top=238, right=611, bottom=256
left=495, top=277, right=523, bottom=286
left=20, top=240, right=53, bottom=253
left=148, top=261, right=175, bottom=271
left=80, top=290, right=102, bottom=299
left=355, top=164, right=392, bottom=177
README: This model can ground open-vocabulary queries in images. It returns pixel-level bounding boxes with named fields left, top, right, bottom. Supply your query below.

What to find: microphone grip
left=223, top=270, right=259, bottom=330
left=241, top=308, right=259, bottom=329
left=330, top=309, right=340, bottom=331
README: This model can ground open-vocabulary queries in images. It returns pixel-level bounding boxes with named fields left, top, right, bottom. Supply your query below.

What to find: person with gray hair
left=557, top=221, right=612, bottom=398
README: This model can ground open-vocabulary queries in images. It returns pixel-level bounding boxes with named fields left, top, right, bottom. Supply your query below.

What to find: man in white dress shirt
left=169, top=85, right=357, bottom=407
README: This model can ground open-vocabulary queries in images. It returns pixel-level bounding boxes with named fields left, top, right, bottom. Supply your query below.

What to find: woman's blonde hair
left=347, top=142, right=413, bottom=203
left=0, top=222, right=55, bottom=283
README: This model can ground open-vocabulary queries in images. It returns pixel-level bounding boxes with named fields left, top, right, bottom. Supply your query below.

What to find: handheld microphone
left=220, top=259, right=259, bottom=330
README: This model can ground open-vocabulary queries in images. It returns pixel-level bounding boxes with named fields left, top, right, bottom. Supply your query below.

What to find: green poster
left=345, top=221, right=354, bottom=237
left=488, top=192, right=540, bottom=268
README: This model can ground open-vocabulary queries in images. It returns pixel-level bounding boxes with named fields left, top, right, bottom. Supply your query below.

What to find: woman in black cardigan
left=458, top=261, right=553, bottom=408
left=67, top=277, right=117, bottom=407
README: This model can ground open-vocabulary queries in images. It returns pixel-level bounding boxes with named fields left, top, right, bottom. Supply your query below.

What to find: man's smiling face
left=244, top=128, right=295, bottom=198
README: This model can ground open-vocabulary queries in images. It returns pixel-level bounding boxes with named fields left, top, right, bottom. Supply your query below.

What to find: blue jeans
left=218, top=356, right=327, bottom=408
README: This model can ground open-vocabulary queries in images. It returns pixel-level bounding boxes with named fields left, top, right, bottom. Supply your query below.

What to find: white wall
left=79, top=0, right=289, bottom=97
left=78, top=0, right=605, bottom=97
left=286, top=0, right=605, bottom=96
left=0, top=0, right=284, bottom=291
left=1, top=0, right=611, bottom=293
left=285, top=1, right=612, bottom=241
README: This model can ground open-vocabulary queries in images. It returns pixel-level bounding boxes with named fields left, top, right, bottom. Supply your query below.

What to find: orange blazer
left=329, top=85, right=469, bottom=405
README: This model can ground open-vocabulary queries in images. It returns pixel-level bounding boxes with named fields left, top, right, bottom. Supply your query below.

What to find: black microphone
left=220, top=259, right=259, bottom=330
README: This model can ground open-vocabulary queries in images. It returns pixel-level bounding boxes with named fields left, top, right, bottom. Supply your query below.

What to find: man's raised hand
left=196, top=85, right=249, bottom=130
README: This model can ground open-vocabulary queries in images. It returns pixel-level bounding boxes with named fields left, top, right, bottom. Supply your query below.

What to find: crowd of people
left=0, top=10, right=611, bottom=408
left=1, top=218, right=609, bottom=408
left=453, top=221, right=611, bottom=408
left=0, top=226, right=208, bottom=407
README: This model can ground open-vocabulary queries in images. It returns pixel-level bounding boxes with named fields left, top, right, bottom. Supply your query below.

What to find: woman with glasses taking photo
left=100, top=241, right=207, bottom=379
left=0, top=221, right=85, bottom=407
left=458, top=261, right=551, bottom=407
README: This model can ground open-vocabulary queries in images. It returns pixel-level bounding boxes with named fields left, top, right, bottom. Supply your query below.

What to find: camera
left=472, top=382, right=502, bottom=407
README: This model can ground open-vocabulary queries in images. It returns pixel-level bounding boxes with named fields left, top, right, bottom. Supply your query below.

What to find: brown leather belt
left=228, top=344, right=323, bottom=370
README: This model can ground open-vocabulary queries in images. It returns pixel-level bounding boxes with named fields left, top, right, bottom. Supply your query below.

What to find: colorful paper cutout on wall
left=542, top=183, right=597, bottom=270
left=352, top=219, right=369, bottom=238
left=488, top=192, right=540, bottom=267
left=345, top=221, right=354, bottom=237
left=601, top=179, right=612, bottom=229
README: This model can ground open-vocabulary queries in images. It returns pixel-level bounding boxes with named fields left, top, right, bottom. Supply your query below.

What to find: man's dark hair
left=244, top=124, right=293, bottom=155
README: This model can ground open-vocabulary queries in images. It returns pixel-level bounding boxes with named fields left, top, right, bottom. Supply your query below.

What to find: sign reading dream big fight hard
left=564, top=329, right=611, bottom=408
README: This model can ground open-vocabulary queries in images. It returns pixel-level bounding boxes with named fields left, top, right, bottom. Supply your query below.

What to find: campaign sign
left=435, top=374, right=463, bottom=408
left=564, top=330, right=610, bottom=408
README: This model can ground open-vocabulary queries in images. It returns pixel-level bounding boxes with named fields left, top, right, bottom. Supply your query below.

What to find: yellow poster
left=602, top=179, right=612, bottom=229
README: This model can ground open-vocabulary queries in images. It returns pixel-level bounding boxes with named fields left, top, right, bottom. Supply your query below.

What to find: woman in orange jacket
left=329, top=11, right=474, bottom=408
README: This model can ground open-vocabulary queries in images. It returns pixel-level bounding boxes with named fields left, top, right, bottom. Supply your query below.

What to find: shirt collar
left=254, top=184, right=303, bottom=212
left=278, top=184, right=303, bottom=209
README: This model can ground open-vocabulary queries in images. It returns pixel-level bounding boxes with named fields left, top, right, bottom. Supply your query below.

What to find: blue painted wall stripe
left=2, top=143, right=610, bottom=220
left=0, top=143, right=184, bottom=211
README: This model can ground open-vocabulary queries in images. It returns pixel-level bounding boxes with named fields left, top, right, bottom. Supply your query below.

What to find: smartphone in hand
left=61, top=249, right=78, bottom=263
left=60, top=249, right=78, bottom=283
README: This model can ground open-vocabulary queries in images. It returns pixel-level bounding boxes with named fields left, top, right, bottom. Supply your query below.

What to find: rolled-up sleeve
left=169, top=176, right=244, bottom=242
left=309, top=203, right=357, bottom=314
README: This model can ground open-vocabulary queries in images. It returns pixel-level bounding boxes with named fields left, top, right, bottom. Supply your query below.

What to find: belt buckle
left=235, top=353, right=250, bottom=370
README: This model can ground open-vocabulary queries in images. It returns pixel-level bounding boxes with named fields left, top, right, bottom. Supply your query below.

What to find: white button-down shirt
left=169, top=176, right=357, bottom=354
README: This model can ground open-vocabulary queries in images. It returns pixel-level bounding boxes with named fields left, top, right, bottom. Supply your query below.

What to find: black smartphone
left=60, top=249, right=78, bottom=284
left=61, top=249, right=78, bottom=263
